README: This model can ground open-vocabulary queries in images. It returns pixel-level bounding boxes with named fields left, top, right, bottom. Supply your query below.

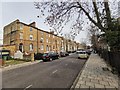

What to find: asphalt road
left=2, top=53, right=87, bottom=89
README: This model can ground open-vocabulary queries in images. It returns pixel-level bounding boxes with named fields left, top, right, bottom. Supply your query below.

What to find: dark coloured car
left=34, top=53, right=44, bottom=60
left=86, top=50, right=91, bottom=55
left=60, top=52, right=69, bottom=57
left=60, top=52, right=66, bottom=57
left=64, top=52, right=69, bottom=56
left=42, top=52, right=59, bottom=61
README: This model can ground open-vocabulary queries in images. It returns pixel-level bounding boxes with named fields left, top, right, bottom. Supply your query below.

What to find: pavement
left=1, top=60, right=42, bottom=71
left=74, top=54, right=119, bottom=89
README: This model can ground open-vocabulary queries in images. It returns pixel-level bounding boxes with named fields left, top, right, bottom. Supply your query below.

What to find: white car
left=77, top=51, right=89, bottom=59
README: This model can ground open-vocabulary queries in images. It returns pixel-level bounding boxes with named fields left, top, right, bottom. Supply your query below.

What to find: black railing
left=98, top=49, right=120, bottom=75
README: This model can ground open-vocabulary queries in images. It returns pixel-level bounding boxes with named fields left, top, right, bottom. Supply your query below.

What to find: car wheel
left=50, top=58, right=52, bottom=61
left=43, top=60, right=46, bottom=62
left=87, top=57, right=89, bottom=59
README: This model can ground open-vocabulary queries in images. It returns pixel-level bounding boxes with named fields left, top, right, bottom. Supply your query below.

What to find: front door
left=19, top=43, right=23, bottom=52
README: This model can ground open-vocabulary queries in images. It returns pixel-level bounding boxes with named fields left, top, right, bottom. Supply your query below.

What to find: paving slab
left=74, top=54, right=118, bottom=89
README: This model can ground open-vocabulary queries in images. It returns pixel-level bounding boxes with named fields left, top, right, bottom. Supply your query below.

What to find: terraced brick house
left=2, top=19, right=82, bottom=57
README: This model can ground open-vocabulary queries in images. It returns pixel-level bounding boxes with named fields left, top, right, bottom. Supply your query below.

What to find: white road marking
left=52, top=70, right=58, bottom=74
left=65, top=64, right=68, bottom=66
left=24, top=85, right=32, bottom=90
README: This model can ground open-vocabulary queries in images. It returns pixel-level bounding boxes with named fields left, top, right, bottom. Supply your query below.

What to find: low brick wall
left=0, top=59, right=4, bottom=66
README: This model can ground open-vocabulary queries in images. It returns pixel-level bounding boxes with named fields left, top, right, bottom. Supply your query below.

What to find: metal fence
left=98, top=49, right=120, bottom=75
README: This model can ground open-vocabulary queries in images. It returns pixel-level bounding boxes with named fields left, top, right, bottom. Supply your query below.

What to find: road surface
left=2, top=53, right=87, bottom=89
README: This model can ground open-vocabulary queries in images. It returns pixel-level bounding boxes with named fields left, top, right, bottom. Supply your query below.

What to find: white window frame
left=40, top=37, right=44, bottom=43
left=41, top=32, right=44, bottom=36
left=20, top=24, right=23, bottom=30
left=20, top=33, right=23, bottom=39
left=29, top=44, right=33, bottom=51
left=49, top=34, right=50, bottom=37
left=30, top=27, right=32, bottom=31
left=41, top=45, right=44, bottom=50
left=11, top=27, right=13, bottom=31
left=11, top=26, right=15, bottom=31
left=46, top=45, right=49, bottom=51
left=30, top=35, right=33, bottom=40
left=46, top=39, right=48, bottom=43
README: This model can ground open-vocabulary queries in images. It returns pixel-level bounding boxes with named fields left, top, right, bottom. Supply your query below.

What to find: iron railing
left=98, top=49, right=120, bottom=75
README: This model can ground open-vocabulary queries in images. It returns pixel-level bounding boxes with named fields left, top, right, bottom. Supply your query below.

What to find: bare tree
left=34, top=0, right=118, bottom=40
left=81, top=41, right=87, bottom=49
left=87, top=24, right=100, bottom=50
left=88, top=24, right=100, bottom=37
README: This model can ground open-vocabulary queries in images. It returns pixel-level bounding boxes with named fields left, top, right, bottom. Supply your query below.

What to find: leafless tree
left=34, top=0, right=118, bottom=37
left=87, top=24, right=100, bottom=50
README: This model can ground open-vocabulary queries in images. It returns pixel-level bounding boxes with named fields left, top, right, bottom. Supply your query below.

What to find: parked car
left=42, top=52, right=59, bottom=61
left=34, top=53, right=44, bottom=60
left=65, top=52, right=69, bottom=56
left=86, top=50, right=91, bottom=55
left=60, top=52, right=69, bottom=57
left=77, top=51, right=89, bottom=59
left=67, top=51, right=72, bottom=53
left=76, top=49, right=84, bottom=54
left=77, top=49, right=84, bottom=51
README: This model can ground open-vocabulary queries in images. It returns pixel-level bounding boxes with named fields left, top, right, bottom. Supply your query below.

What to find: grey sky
left=0, top=1, right=89, bottom=45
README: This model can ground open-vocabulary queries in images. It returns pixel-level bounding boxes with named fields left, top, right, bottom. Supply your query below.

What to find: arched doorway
left=19, top=43, right=23, bottom=52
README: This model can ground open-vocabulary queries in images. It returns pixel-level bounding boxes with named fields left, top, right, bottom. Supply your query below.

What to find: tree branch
left=77, top=2, right=106, bottom=31
left=92, top=0, right=103, bottom=28
left=104, top=0, right=112, bottom=30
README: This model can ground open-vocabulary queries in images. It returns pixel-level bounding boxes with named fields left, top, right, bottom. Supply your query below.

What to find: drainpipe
left=37, top=29, right=38, bottom=53
left=55, top=40, right=57, bottom=53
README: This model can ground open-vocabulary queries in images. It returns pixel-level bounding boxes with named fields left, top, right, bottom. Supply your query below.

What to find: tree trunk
left=104, top=0, right=112, bottom=30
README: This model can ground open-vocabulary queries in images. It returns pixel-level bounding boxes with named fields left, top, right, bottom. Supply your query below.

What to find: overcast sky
left=1, top=0, right=119, bottom=45
left=0, top=1, right=90, bottom=45
left=5, top=0, right=119, bottom=44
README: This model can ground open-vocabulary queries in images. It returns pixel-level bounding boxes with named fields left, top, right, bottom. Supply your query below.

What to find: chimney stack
left=29, top=22, right=36, bottom=27
left=49, top=31, right=54, bottom=34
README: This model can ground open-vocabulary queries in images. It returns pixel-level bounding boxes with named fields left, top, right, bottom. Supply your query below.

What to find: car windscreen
left=78, top=52, right=86, bottom=54
left=52, top=53, right=57, bottom=55
left=60, top=52, right=65, bottom=54
left=43, top=53, right=48, bottom=56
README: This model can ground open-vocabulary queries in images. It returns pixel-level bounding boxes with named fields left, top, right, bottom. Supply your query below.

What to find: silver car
left=77, top=51, right=89, bottom=59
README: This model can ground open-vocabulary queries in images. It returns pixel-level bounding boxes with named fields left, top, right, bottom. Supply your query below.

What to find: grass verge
left=4, top=59, right=31, bottom=66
